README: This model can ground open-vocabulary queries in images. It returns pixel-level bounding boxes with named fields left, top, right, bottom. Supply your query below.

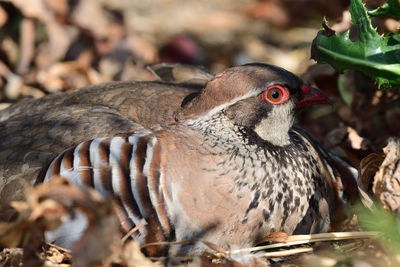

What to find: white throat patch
left=254, top=102, right=295, bottom=146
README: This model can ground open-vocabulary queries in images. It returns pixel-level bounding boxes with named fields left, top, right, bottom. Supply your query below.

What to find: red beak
left=296, top=85, right=329, bottom=109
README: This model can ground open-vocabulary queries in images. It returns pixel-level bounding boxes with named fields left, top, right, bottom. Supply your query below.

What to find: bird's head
left=177, top=63, right=328, bottom=146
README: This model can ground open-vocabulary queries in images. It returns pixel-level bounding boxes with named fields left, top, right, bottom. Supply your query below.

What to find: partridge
left=30, top=63, right=357, bottom=255
left=32, top=64, right=358, bottom=255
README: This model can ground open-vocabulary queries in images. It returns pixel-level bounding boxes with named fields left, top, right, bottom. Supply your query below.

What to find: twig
left=225, top=231, right=378, bottom=255
left=262, top=247, right=314, bottom=258
left=141, top=231, right=378, bottom=259
left=46, top=242, right=72, bottom=253
left=121, top=219, right=146, bottom=244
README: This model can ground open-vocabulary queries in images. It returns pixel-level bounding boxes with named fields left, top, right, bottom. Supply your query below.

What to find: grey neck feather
left=185, top=111, right=262, bottom=156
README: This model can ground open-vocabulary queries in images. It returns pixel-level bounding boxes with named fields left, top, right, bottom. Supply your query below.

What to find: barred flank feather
left=39, top=134, right=174, bottom=254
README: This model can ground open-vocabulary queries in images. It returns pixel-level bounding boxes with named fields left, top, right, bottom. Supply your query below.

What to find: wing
left=0, top=79, right=203, bottom=180
left=0, top=105, right=148, bottom=184
left=0, top=79, right=204, bottom=224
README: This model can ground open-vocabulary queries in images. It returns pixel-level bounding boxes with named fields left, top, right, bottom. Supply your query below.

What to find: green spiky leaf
left=311, top=0, right=400, bottom=87
left=368, top=0, right=400, bottom=18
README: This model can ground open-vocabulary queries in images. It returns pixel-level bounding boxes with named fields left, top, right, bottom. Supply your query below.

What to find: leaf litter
left=0, top=0, right=400, bottom=266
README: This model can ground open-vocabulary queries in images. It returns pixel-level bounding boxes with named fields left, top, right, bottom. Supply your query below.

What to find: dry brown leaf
left=0, top=103, right=11, bottom=111
left=0, top=60, right=11, bottom=77
left=0, top=178, right=71, bottom=248
left=35, top=23, right=78, bottom=69
left=115, top=241, right=162, bottom=267
left=245, top=0, right=289, bottom=27
left=20, top=85, right=46, bottom=99
left=358, top=153, right=385, bottom=209
left=0, top=176, right=119, bottom=267
left=0, top=61, right=26, bottom=100
left=119, top=61, right=158, bottom=82
left=125, top=35, right=157, bottom=64
left=5, top=0, right=52, bottom=20
left=324, top=126, right=370, bottom=152
left=0, top=212, right=30, bottom=248
left=71, top=206, right=118, bottom=267
left=384, top=18, right=400, bottom=33
left=4, top=73, right=23, bottom=99
left=69, top=0, right=109, bottom=39
left=331, top=10, right=352, bottom=33
left=1, top=38, right=19, bottom=66
left=0, top=5, right=8, bottom=27
left=32, top=178, right=120, bottom=267
left=0, top=176, right=29, bottom=223
left=256, top=231, right=290, bottom=244
left=347, top=127, right=369, bottom=150
left=16, top=18, right=35, bottom=74
left=373, top=138, right=400, bottom=214
left=189, top=11, right=245, bottom=34
left=45, top=245, right=71, bottom=264
left=0, top=248, right=24, bottom=266
left=148, top=63, right=213, bottom=85
left=37, top=62, right=103, bottom=92
left=7, top=0, right=78, bottom=69
left=43, top=0, right=69, bottom=19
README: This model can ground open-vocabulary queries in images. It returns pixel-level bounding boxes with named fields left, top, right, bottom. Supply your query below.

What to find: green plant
left=312, top=0, right=400, bottom=87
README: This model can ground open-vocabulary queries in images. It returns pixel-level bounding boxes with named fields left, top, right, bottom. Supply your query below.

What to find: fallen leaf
left=373, top=138, right=400, bottom=214
left=0, top=176, right=119, bottom=267
left=0, top=5, right=8, bottom=27
left=347, top=127, right=369, bottom=150
left=0, top=103, right=11, bottom=111
left=35, top=23, right=78, bottom=69
left=148, top=63, right=213, bottom=85
left=43, top=0, right=69, bottom=20
left=117, top=241, right=162, bottom=267
left=358, top=153, right=385, bottom=209
left=36, top=62, right=103, bottom=92
left=69, top=0, right=109, bottom=39
left=16, top=18, right=35, bottom=74
left=256, top=232, right=290, bottom=244
left=5, top=0, right=52, bottom=21
left=71, top=203, right=119, bottom=267
left=245, top=0, right=288, bottom=26
left=45, top=245, right=71, bottom=264
left=0, top=248, right=24, bottom=266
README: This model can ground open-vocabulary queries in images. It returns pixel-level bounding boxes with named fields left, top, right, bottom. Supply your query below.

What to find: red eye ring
left=263, top=85, right=289, bottom=104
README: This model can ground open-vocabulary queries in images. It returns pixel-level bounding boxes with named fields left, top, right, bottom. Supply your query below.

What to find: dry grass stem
left=46, top=242, right=72, bottom=253
left=262, top=247, right=314, bottom=258
left=141, top=231, right=377, bottom=260
left=222, top=231, right=378, bottom=256
left=121, top=219, right=146, bottom=244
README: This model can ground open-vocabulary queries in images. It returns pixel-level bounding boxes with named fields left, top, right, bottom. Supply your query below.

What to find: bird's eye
left=263, top=85, right=289, bottom=104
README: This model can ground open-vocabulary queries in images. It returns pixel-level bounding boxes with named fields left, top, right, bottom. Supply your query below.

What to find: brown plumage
left=0, top=63, right=356, bottom=256
left=0, top=69, right=205, bottom=185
